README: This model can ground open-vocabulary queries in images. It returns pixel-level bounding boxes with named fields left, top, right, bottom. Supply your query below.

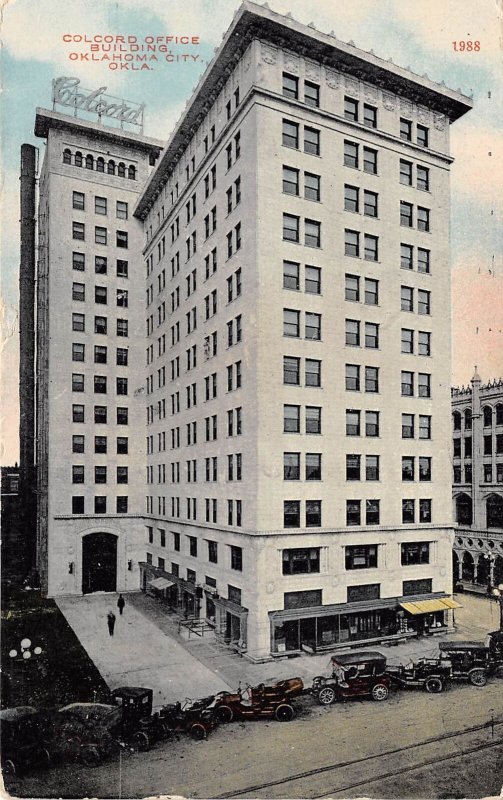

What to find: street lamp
left=8, top=638, right=43, bottom=703
left=492, top=584, right=503, bottom=630
left=9, top=638, right=42, bottom=660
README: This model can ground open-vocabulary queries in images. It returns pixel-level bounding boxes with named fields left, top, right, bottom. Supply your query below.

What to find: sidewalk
left=57, top=591, right=501, bottom=704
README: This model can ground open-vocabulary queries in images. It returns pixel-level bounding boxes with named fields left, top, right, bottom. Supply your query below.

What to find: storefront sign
left=52, top=77, right=144, bottom=129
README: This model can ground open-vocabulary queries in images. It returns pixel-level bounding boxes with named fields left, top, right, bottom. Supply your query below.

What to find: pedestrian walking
left=117, top=594, right=125, bottom=615
left=107, top=610, right=116, bottom=636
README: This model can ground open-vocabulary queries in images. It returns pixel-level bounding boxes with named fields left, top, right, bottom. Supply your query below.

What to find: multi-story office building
left=452, top=370, right=503, bottom=588
left=33, top=107, right=162, bottom=597
left=134, top=2, right=472, bottom=659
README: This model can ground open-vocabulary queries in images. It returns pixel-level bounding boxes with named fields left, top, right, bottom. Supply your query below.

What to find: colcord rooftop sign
left=52, top=77, right=144, bottom=130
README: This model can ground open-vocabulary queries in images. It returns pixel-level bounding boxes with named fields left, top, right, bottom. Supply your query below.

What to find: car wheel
left=469, top=669, right=487, bottom=687
left=189, top=723, right=207, bottom=740
left=214, top=705, right=233, bottom=723
left=3, top=759, right=16, bottom=777
left=318, top=686, right=336, bottom=705
left=133, top=731, right=150, bottom=752
left=425, top=677, right=444, bottom=694
left=159, top=722, right=172, bottom=740
left=371, top=683, right=389, bottom=701
left=80, top=746, right=101, bottom=767
left=275, top=703, right=294, bottom=722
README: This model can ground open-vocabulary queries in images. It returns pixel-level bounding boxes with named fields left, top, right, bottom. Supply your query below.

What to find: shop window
left=282, top=548, right=320, bottom=575
left=401, top=542, right=430, bottom=565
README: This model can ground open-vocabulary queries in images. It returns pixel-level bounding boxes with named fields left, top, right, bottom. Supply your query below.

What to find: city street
left=5, top=592, right=503, bottom=799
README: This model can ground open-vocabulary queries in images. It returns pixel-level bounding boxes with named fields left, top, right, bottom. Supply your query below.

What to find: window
left=344, top=141, right=358, bottom=169
left=419, top=415, right=431, bottom=440
left=94, top=405, right=107, bottom=424
left=304, top=127, right=320, bottom=155
left=72, top=435, right=85, bottom=453
left=284, top=404, right=300, bottom=433
left=419, top=457, right=431, bottom=481
left=402, top=414, right=414, bottom=439
left=283, top=214, right=299, bottom=243
left=346, top=410, right=360, bottom=436
left=282, top=548, right=320, bottom=575
left=401, top=285, right=414, bottom=312
left=189, top=536, right=198, bottom=557
left=305, top=266, right=321, bottom=294
left=283, top=309, right=300, bottom=338
left=346, top=454, right=361, bottom=481
left=94, top=375, right=107, bottom=394
left=400, top=202, right=413, bottom=227
left=117, top=231, right=128, bottom=248
left=305, top=172, right=320, bottom=201
left=366, top=455, right=380, bottom=481
left=73, top=222, right=85, bottom=241
left=401, top=370, right=414, bottom=396
left=402, top=499, right=415, bottom=523
left=344, top=97, right=359, bottom=121
left=419, top=499, right=432, bottom=522
left=230, top=545, right=242, bottom=571
left=116, top=377, right=128, bottom=396
left=95, top=286, right=107, bottom=304
left=72, top=465, right=84, bottom=484
left=73, top=252, right=85, bottom=271
left=95, top=466, right=107, bottom=484
left=306, top=453, right=321, bottom=480
left=401, top=542, right=429, bottom=565
left=72, top=343, right=85, bottom=362
left=117, top=437, right=128, bottom=454
left=95, top=256, right=107, bottom=275
left=363, top=104, right=377, bottom=128
left=73, top=191, right=85, bottom=210
left=346, top=364, right=360, bottom=391
left=366, top=500, right=380, bottom=525
left=401, top=328, right=414, bottom=354
left=117, top=466, right=128, bottom=484
left=364, top=235, right=378, bottom=262
left=364, top=191, right=378, bottom=218
left=400, top=118, right=412, bottom=141
left=365, top=323, right=379, bottom=349
left=284, top=357, right=300, bottom=385
left=306, top=500, right=321, bottom=527
left=283, top=166, right=299, bottom=195
left=418, top=373, right=431, bottom=398
left=346, top=500, right=361, bottom=526
left=305, top=359, right=321, bottom=387
left=284, top=452, right=300, bottom=480
left=299, top=406, right=318, bottom=437
left=417, top=248, right=430, bottom=273
left=365, top=366, right=379, bottom=393
left=305, top=219, right=321, bottom=248
left=305, top=81, right=320, bottom=107
left=366, top=410, right=379, bottom=437
left=282, top=119, right=299, bottom=149
left=72, top=497, right=84, bottom=514
left=401, top=244, right=413, bottom=270
left=402, top=456, right=415, bottom=481
left=117, top=407, right=128, bottom=425
left=418, top=331, right=431, bottom=356
left=94, top=316, right=106, bottom=334
left=417, top=207, right=430, bottom=232
left=345, top=274, right=360, bottom=302
left=117, top=319, right=128, bottom=337
left=305, top=313, right=321, bottom=340
left=95, top=196, right=107, bottom=215
left=418, top=290, right=431, bottom=315
left=346, top=545, right=377, bottom=570
left=417, top=125, right=429, bottom=148
left=282, top=72, right=298, bottom=99
left=117, top=260, right=128, bottom=278
left=400, top=159, right=413, bottom=186
left=284, top=500, right=300, bottom=528
left=116, top=201, right=128, bottom=219
left=417, top=166, right=429, bottom=192
left=72, top=373, right=84, bottom=392
left=344, top=185, right=359, bottom=213
left=345, top=229, right=360, bottom=257
left=117, top=289, right=128, bottom=308
left=95, top=496, right=107, bottom=514
left=363, top=147, right=377, bottom=174
left=95, top=226, right=107, bottom=245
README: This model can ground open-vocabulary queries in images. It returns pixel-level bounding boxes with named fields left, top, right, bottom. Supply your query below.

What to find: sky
left=1, top=0, right=502, bottom=465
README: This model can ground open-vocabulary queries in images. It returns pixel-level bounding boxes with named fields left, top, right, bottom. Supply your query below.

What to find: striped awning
left=399, top=597, right=462, bottom=615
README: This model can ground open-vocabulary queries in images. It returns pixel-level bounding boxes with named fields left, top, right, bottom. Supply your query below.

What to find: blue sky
left=1, top=0, right=502, bottom=463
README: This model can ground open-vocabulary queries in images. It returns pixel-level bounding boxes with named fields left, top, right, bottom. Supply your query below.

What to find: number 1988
left=452, top=40, right=480, bottom=51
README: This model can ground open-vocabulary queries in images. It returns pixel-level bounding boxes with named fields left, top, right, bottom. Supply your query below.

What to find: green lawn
left=1, top=589, right=109, bottom=709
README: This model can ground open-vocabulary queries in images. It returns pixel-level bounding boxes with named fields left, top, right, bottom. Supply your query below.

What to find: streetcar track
left=213, top=719, right=503, bottom=798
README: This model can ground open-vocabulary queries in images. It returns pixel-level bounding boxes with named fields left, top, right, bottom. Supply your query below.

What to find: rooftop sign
left=52, top=77, right=144, bottom=131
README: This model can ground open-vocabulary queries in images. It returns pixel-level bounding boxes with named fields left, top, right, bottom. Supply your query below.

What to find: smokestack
left=19, top=143, right=38, bottom=577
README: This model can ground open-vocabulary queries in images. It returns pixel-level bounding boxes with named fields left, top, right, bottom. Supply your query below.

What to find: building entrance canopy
left=399, top=597, right=461, bottom=615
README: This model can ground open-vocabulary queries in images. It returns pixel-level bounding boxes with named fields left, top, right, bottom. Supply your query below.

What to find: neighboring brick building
left=452, top=370, right=503, bottom=589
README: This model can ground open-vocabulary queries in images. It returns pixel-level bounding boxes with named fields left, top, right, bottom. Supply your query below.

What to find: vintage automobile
left=158, top=697, right=216, bottom=739
left=0, top=707, right=51, bottom=777
left=46, top=702, right=123, bottom=766
left=310, top=651, right=391, bottom=704
left=387, top=658, right=453, bottom=693
left=209, top=677, right=304, bottom=723
left=109, top=686, right=170, bottom=750
left=438, top=641, right=496, bottom=686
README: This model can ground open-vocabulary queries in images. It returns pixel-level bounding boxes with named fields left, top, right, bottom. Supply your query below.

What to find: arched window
left=464, top=408, right=472, bottom=430
left=96, top=157, right=105, bottom=173
left=128, top=165, right=137, bottom=180
left=85, top=154, right=94, bottom=170
left=107, top=160, right=116, bottom=175
left=483, top=405, right=493, bottom=427
left=453, top=411, right=461, bottom=431
left=487, top=494, right=503, bottom=529
left=118, top=162, right=126, bottom=178
left=63, top=149, right=72, bottom=165
left=74, top=151, right=83, bottom=167
left=456, top=494, right=472, bottom=526
left=496, top=403, right=503, bottom=426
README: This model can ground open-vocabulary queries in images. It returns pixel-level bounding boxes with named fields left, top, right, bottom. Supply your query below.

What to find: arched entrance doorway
left=82, top=532, right=117, bottom=594
left=461, top=551, right=475, bottom=582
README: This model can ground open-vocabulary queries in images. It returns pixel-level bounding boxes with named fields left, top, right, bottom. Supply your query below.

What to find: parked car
left=438, top=641, right=495, bottom=686
left=46, top=702, right=123, bottom=766
left=209, top=677, right=304, bottom=723
left=0, top=707, right=51, bottom=777
left=387, top=658, right=452, bottom=693
left=158, top=698, right=216, bottom=739
left=109, top=686, right=170, bottom=750
left=310, top=651, right=391, bottom=704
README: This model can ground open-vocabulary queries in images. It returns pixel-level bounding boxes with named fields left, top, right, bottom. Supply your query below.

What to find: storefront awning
left=399, top=597, right=462, bottom=615
left=148, top=577, right=174, bottom=590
